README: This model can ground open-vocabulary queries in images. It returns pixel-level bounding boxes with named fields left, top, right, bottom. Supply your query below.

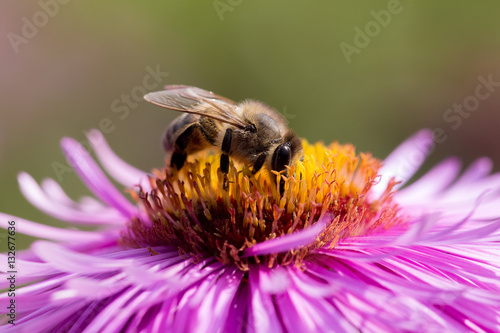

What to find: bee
left=144, top=85, right=303, bottom=193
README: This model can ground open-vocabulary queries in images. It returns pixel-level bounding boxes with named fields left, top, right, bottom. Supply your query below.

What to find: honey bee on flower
left=144, top=85, right=303, bottom=194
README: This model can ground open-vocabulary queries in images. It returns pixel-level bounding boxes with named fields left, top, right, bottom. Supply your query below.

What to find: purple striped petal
left=0, top=212, right=113, bottom=242
left=242, top=217, right=329, bottom=257
left=61, top=137, right=138, bottom=218
left=18, top=172, right=126, bottom=225
left=32, top=241, right=133, bottom=274
left=396, top=157, right=461, bottom=201
left=87, top=129, right=151, bottom=191
left=371, top=129, right=434, bottom=198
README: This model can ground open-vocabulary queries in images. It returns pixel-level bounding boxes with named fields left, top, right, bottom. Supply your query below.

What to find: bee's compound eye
left=272, top=143, right=292, bottom=172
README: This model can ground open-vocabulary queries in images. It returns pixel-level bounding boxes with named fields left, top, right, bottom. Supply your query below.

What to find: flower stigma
left=121, top=140, right=401, bottom=271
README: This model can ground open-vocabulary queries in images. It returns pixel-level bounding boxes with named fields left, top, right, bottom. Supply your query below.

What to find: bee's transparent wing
left=144, top=85, right=248, bottom=129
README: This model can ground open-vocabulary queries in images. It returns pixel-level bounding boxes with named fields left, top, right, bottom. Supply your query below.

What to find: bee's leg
left=170, top=152, right=187, bottom=170
left=252, top=153, right=267, bottom=175
left=221, top=128, right=232, bottom=190
left=170, top=125, right=196, bottom=171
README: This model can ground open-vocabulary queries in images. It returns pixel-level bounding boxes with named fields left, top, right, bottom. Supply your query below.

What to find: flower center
left=121, top=140, right=400, bottom=270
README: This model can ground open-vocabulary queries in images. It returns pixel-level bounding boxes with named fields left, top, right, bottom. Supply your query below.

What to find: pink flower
left=1, top=129, right=499, bottom=332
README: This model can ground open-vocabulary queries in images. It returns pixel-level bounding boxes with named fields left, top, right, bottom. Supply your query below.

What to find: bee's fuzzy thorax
left=121, top=140, right=401, bottom=270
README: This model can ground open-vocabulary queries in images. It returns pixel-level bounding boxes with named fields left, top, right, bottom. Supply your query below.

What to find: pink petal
left=396, top=157, right=461, bottom=202
left=32, top=241, right=133, bottom=274
left=0, top=255, right=55, bottom=276
left=0, top=212, right=113, bottom=242
left=87, top=129, right=151, bottom=191
left=18, top=172, right=125, bottom=225
left=188, top=268, right=244, bottom=333
left=248, top=269, right=284, bottom=333
left=242, top=217, right=329, bottom=257
left=451, top=157, right=493, bottom=187
left=82, top=286, right=142, bottom=332
left=371, top=129, right=434, bottom=198
left=61, top=137, right=138, bottom=218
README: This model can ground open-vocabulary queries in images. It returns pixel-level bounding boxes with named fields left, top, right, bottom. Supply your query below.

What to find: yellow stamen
left=121, top=140, right=400, bottom=270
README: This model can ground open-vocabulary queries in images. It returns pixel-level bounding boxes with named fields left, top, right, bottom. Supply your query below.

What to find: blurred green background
left=1, top=1, right=500, bottom=249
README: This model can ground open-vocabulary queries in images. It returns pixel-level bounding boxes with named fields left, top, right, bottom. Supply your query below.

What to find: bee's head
left=270, top=132, right=303, bottom=192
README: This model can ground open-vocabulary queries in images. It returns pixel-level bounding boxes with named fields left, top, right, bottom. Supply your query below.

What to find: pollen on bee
left=120, top=140, right=401, bottom=270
